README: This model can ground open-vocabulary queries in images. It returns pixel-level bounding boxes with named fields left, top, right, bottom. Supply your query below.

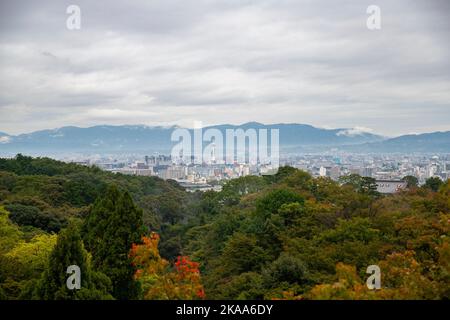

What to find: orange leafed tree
left=130, top=233, right=205, bottom=299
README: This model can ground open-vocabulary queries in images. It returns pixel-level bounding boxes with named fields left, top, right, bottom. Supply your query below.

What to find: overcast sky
left=0, top=0, right=449, bottom=136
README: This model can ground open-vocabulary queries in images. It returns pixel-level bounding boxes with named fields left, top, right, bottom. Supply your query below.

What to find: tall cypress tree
left=34, top=223, right=113, bottom=300
left=83, top=185, right=145, bottom=299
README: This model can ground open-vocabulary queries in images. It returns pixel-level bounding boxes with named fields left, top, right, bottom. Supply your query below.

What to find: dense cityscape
left=64, top=153, right=450, bottom=193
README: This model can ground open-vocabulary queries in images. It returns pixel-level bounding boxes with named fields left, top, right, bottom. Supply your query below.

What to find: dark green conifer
left=83, top=185, right=145, bottom=299
left=34, top=223, right=113, bottom=300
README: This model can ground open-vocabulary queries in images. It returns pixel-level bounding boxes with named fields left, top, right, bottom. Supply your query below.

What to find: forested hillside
left=0, top=155, right=449, bottom=300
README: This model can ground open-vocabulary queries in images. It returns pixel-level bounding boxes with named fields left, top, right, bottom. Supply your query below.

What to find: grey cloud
left=0, top=0, right=449, bottom=136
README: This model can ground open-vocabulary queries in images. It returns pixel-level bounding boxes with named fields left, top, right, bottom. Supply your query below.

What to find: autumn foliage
left=1, top=158, right=449, bottom=300
left=130, top=233, right=205, bottom=300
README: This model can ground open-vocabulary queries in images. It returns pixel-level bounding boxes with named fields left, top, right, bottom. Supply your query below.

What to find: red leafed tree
left=172, top=256, right=205, bottom=299
left=130, top=233, right=205, bottom=300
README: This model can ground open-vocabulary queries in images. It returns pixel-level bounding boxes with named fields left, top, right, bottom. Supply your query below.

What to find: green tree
left=262, top=252, right=310, bottom=289
left=220, top=233, right=270, bottom=276
left=339, top=174, right=379, bottom=197
left=424, top=177, right=443, bottom=192
left=402, top=175, right=419, bottom=188
left=5, top=204, right=67, bottom=233
left=0, top=206, right=23, bottom=256
left=3, top=234, right=57, bottom=281
left=83, top=185, right=145, bottom=299
left=221, top=176, right=267, bottom=202
left=263, top=166, right=299, bottom=184
left=34, top=224, right=113, bottom=300
left=256, top=189, right=305, bottom=215
left=0, top=286, right=6, bottom=300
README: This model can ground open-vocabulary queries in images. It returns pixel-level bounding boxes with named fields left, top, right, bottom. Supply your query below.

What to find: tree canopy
left=0, top=157, right=449, bottom=300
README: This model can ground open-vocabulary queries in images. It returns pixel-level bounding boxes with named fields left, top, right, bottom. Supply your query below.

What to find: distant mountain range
left=343, top=131, right=450, bottom=153
left=0, top=123, right=449, bottom=156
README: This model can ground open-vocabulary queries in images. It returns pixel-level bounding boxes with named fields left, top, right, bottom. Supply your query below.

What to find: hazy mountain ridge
left=0, top=123, right=448, bottom=155
left=342, top=131, right=450, bottom=153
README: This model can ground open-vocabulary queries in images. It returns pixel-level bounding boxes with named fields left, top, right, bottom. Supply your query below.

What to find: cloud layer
left=0, top=0, right=449, bottom=136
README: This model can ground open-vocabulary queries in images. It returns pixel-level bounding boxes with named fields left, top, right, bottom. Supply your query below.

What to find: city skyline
left=1, top=0, right=450, bottom=136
